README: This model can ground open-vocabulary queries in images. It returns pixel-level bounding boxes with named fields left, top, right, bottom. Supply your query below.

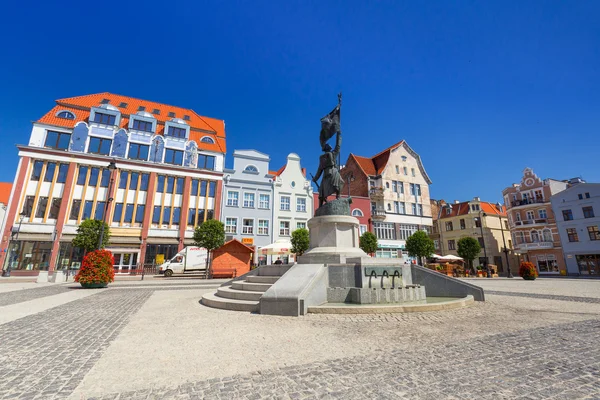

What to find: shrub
left=291, top=228, right=310, bottom=256
left=359, top=232, right=378, bottom=255
left=519, top=261, right=538, bottom=280
left=75, top=249, right=115, bottom=285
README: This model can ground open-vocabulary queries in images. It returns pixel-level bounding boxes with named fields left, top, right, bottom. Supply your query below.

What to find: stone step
left=231, top=281, right=272, bottom=292
left=246, top=275, right=279, bottom=284
left=216, top=286, right=264, bottom=301
left=257, top=265, right=290, bottom=276
left=201, top=292, right=258, bottom=312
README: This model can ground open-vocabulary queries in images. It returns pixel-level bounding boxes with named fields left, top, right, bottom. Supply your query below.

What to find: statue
left=312, top=94, right=344, bottom=209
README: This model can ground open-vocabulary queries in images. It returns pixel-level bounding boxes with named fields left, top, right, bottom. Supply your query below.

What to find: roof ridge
left=348, top=154, right=369, bottom=176
left=371, top=140, right=404, bottom=159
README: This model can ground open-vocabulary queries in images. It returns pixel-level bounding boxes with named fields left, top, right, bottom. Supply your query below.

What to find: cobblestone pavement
left=485, top=290, right=600, bottom=304
left=94, top=319, right=600, bottom=400
left=0, top=284, right=70, bottom=307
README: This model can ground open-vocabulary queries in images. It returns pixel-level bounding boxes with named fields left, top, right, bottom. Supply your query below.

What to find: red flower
left=75, top=249, right=115, bottom=285
left=518, top=261, right=538, bottom=279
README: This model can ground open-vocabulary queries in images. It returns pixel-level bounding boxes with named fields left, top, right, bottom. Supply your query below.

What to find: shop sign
left=242, top=238, right=254, bottom=245
left=156, top=254, right=165, bottom=265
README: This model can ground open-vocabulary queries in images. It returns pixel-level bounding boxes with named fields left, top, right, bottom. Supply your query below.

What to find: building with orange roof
left=340, top=141, right=432, bottom=259
left=0, top=93, right=226, bottom=276
left=0, top=183, right=14, bottom=250
left=436, top=198, right=515, bottom=273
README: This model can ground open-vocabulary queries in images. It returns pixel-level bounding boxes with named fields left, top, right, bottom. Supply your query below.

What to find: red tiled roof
left=0, top=182, right=12, bottom=204
left=440, top=201, right=506, bottom=219
left=269, top=165, right=307, bottom=178
left=352, top=155, right=377, bottom=176
left=348, top=141, right=405, bottom=177
left=36, top=92, right=226, bottom=153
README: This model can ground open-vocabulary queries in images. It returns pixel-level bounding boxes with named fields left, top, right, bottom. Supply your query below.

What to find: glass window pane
left=119, top=171, right=128, bottom=189
left=135, top=205, right=145, bottom=223
left=89, top=168, right=99, bottom=186
left=32, top=161, right=43, bottom=181
left=45, top=131, right=58, bottom=148
left=113, top=203, right=123, bottom=222
left=57, top=164, right=69, bottom=183
left=124, top=204, right=134, bottom=223
left=100, top=169, right=110, bottom=187
left=48, top=198, right=61, bottom=219
left=152, top=206, right=161, bottom=224
left=95, top=201, right=106, bottom=220
left=130, top=172, right=139, bottom=190
left=175, top=150, right=183, bottom=165
left=197, top=209, right=205, bottom=224
left=100, top=139, right=111, bottom=155
left=198, top=155, right=206, bottom=169
left=44, top=163, right=56, bottom=182
left=188, top=208, right=196, bottom=225
left=35, top=197, right=48, bottom=218
left=206, top=156, right=215, bottom=170
left=140, top=173, right=149, bottom=191
left=209, top=181, right=216, bottom=197
left=176, top=177, right=184, bottom=194
left=167, top=177, right=174, bottom=193
left=139, top=144, right=149, bottom=160
left=162, top=207, right=171, bottom=224
left=157, top=176, right=165, bottom=192
left=200, top=181, right=207, bottom=196
left=191, top=179, right=199, bottom=196
left=83, top=201, right=93, bottom=219
left=70, top=200, right=81, bottom=220
left=57, top=133, right=70, bottom=149
left=172, top=207, right=180, bottom=225
left=77, top=166, right=88, bottom=185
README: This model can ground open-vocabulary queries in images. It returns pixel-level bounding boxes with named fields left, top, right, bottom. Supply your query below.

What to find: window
left=124, top=204, right=134, bottom=223
left=113, top=203, right=123, bottom=223
left=164, top=149, right=183, bottom=165
left=387, top=203, right=391, bottom=211
left=118, top=171, right=128, bottom=189
left=403, top=167, right=408, bottom=175
left=48, top=198, right=61, bottom=219
left=352, top=209, right=364, bottom=217
left=119, top=102, right=128, bottom=108
left=515, top=212, right=521, bottom=222
left=583, top=206, right=595, bottom=219
left=294, top=221, right=305, bottom=230
left=243, top=193, right=255, bottom=208
left=398, top=182, right=404, bottom=194
left=225, top=218, right=237, bottom=234
left=531, top=230, right=540, bottom=242
left=128, top=143, right=149, bottom=160
left=129, top=172, right=139, bottom=190
left=401, top=156, right=407, bottom=162
left=543, top=229, right=553, bottom=242
left=82, top=201, right=93, bottom=220
left=359, top=225, right=368, bottom=235
left=411, top=168, right=415, bottom=177
left=191, top=179, right=199, bottom=196
left=100, top=169, right=110, bottom=187
left=448, top=240, right=456, bottom=250
left=44, top=131, right=71, bottom=150
left=445, top=222, right=453, bottom=231
left=152, top=109, right=160, bottom=115
left=297, top=197, right=306, bottom=212
left=201, top=136, right=215, bottom=144
left=69, top=199, right=81, bottom=220
left=410, top=183, right=415, bottom=195
left=57, top=111, right=75, bottom=119
left=172, top=207, right=181, bottom=225
left=188, top=209, right=197, bottom=226
left=132, top=119, right=153, bottom=132
left=89, top=167, right=100, bottom=187
left=152, top=206, right=161, bottom=224
left=395, top=166, right=399, bottom=174
left=393, top=201, right=400, bottom=213
left=566, top=228, right=578, bottom=242
left=208, top=181, right=216, bottom=197
left=198, top=154, right=215, bottom=170
left=280, top=196, right=291, bottom=211
left=44, top=163, right=56, bottom=182
left=176, top=177, right=184, bottom=195
left=199, top=181, right=207, bottom=196
left=418, top=204, right=423, bottom=216
left=578, top=194, right=583, bottom=200
left=166, top=176, right=175, bottom=193
left=35, top=197, right=48, bottom=218
left=227, top=191, right=239, bottom=207
left=385, top=182, right=390, bottom=189
left=162, top=207, right=171, bottom=225
left=258, top=220, right=269, bottom=235
left=399, top=202, right=405, bottom=214
left=460, top=219, right=466, bottom=230
left=167, top=126, right=187, bottom=139
left=94, top=201, right=106, bottom=221
left=585, top=192, right=590, bottom=199
left=416, top=184, right=421, bottom=196
left=373, top=222, right=395, bottom=240
left=242, top=219, right=254, bottom=234
left=88, top=137, right=112, bottom=155
left=412, top=203, right=417, bottom=215
left=135, top=205, right=145, bottom=223
left=168, top=112, right=176, bottom=118
left=399, top=224, right=419, bottom=240
left=477, top=237, right=484, bottom=248
left=279, top=221, right=290, bottom=236
left=93, top=112, right=116, bottom=125
left=562, top=210, right=574, bottom=221
left=538, top=209, right=547, bottom=219
left=259, top=194, right=270, bottom=209
left=588, top=226, right=600, bottom=241
left=57, top=164, right=69, bottom=183
left=183, top=115, right=190, bottom=121
left=140, top=173, right=149, bottom=191
left=31, top=161, right=43, bottom=181
left=475, top=218, right=481, bottom=228
left=157, top=176, right=165, bottom=192
left=76, top=166, right=88, bottom=185
left=526, top=211, right=535, bottom=220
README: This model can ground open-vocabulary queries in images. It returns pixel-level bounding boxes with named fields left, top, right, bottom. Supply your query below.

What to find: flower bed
left=518, top=261, right=538, bottom=280
left=75, top=249, right=115, bottom=288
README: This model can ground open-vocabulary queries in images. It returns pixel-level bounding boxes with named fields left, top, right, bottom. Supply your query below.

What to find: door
left=113, top=252, right=138, bottom=273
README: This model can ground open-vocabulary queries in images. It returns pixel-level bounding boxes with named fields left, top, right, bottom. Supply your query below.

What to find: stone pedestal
left=298, top=215, right=368, bottom=264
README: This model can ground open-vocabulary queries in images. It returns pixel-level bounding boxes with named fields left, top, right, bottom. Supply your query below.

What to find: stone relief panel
left=111, top=129, right=128, bottom=158
left=69, top=122, right=89, bottom=152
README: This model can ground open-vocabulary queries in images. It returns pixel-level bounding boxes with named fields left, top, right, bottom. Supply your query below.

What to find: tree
left=359, top=232, right=378, bottom=255
left=457, top=236, right=481, bottom=271
left=193, top=219, right=225, bottom=277
left=72, top=219, right=110, bottom=252
left=291, top=228, right=309, bottom=256
left=405, top=230, right=435, bottom=266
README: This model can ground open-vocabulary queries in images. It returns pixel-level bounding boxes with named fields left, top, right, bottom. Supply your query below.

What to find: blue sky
left=0, top=1, right=598, bottom=203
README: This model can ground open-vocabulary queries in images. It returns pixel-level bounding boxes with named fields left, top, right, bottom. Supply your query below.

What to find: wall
left=340, top=157, right=370, bottom=198
left=212, top=240, right=252, bottom=277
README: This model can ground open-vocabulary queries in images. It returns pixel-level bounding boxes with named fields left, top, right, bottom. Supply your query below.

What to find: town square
left=0, top=1, right=599, bottom=399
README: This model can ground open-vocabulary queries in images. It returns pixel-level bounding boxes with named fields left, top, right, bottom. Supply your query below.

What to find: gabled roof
left=218, top=238, right=254, bottom=252
left=36, top=92, right=226, bottom=153
left=269, top=165, right=306, bottom=178
left=0, top=182, right=12, bottom=204
left=440, top=201, right=506, bottom=219
left=347, top=140, right=432, bottom=184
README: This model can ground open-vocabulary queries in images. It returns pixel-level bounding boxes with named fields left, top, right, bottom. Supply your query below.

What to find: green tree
left=72, top=219, right=110, bottom=252
left=193, top=219, right=225, bottom=277
left=359, top=232, right=378, bottom=255
left=291, top=228, right=310, bottom=256
left=405, top=230, right=435, bottom=266
left=457, top=236, right=481, bottom=270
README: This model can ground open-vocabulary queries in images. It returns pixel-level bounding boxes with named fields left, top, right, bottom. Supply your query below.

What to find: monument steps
left=231, top=281, right=272, bottom=292
left=245, top=275, right=280, bottom=284
left=201, top=292, right=259, bottom=312
left=216, top=286, right=264, bottom=301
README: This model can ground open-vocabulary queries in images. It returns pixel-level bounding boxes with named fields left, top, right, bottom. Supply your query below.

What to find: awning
left=13, top=234, right=53, bottom=241
left=260, top=240, right=292, bottom=255
left=109, top=236, right=142, bottom=245
left=145, top=237, right=179, bottom=245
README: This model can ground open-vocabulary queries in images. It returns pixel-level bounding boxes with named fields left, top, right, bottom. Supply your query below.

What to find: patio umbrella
left=260, top=239, right=293, bottom=255
left=439, top=254, right=464, bottom=261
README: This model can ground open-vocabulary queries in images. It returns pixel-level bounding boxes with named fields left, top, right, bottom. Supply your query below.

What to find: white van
left=158, top=246, right=208, bottom=277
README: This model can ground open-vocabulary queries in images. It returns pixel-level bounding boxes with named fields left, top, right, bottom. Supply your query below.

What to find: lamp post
left=497, top=202, right=513, bottom=278
left=98, top=161, right=116, bottom=249
left=475, top=212, right=490, bottom=278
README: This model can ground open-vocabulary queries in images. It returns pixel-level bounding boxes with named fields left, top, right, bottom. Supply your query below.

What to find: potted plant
left=75, top=249, right=115, bottom=288
left=519, top=261, right=538, bottom=281
left=476, top=266, right=483, bottom=277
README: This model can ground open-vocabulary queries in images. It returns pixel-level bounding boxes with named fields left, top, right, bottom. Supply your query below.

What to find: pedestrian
left=274, top=258, right=282, bottom=265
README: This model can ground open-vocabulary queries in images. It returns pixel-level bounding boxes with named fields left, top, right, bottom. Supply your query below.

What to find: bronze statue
left=312, top=95, right=344, bottom=208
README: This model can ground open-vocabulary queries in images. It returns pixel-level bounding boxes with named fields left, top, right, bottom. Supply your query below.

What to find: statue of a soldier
left=312, top=94, right=344, bottom=208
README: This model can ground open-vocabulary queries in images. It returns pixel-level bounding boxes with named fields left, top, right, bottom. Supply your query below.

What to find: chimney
left=473, top=197, right=480, bottom=201
left=454, top=200, right=460, bottom=204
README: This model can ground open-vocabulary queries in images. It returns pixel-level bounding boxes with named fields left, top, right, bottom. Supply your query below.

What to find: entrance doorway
left=109, top=250, right=140, bottom=273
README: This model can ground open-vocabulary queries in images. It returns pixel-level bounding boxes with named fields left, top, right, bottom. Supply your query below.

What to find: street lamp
left=98, top=160, right=117, bottom=249
left=474, top=212, right=491, bottom=278
left=497, top=202, right=513, bottom=278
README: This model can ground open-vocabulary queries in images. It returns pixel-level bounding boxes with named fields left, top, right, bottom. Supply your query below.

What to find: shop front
left=375, top=243, right=403, bottom=259
left=3, top=240, right=53, bottom=275
left=575, top=254, right=600, bottom=276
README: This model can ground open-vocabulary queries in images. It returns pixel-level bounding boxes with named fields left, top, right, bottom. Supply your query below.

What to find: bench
left=211, top=268, right=237, bottom=278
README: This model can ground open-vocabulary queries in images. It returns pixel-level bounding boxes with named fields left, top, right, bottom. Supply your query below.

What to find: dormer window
left=45, top=130, right=71, bottom=150
left=168, top=112, right=176, bottom=118
left=244, top=165, right=258, bottom=173
left=152, top=109, right=160, bottom=115
left=100, top=98, right=110, bottom=104
left=167, top=126, right=187, bottom=139
left=57, top=111, right=75, bottom=120
left=93, top=112, right=116, bottom=125
left=138, top=106, right=146, bottom=111
left=132, top=119, right=153, bottom=133
left=200, top=136, right=215, bottom=144
left=183, top=115, right=190, bottom=121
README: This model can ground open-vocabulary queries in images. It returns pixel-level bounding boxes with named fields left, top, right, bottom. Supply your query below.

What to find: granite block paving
left=485, top=290, right=600, bottom=304
left=0, top=285, right=71, bottom=307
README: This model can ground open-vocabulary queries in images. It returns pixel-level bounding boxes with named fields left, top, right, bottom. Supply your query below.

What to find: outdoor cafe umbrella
left=438, top=254, right=464, bottom=262
left=260, top=239, right=293, bottom=255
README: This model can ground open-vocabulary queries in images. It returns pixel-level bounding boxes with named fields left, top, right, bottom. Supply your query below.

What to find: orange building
left=211, top=239, right=253, bottom=278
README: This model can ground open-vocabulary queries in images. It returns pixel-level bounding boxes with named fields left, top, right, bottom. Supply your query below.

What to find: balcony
left=514, top=241, right=554, bottom=251
left=369, top=187, right=384, bottom=199
left=514, top=218, right=547, bottom=226
left=371, top=208, right=386, bottom=221
left=510, top=198, right=546, bottom=208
